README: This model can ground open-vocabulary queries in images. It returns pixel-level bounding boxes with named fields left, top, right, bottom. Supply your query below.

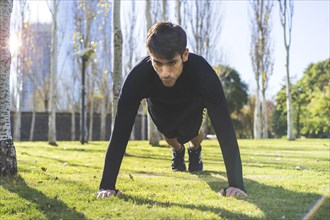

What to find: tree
left=123, top=1, right=138, bottom=140
left=98, top=1, right=111, bottom=141
left=88, top=62, right=97, bottom=141
left=272, top=88, right=287, bottom=138
left=250, top=0, right=274, bottom=139
left=184, top=0, right=223, bottom=64
left=13, top=0, right=28, bottom=141
left=279, top=0, right=295, bottom=140
left=209, top=65, right=249, bottom=137
left=176, top=0, right=182, bottom=26
left=239, top=96, right=255, bottom=139
left=0, top=0, right=17, bottom=176
left=145, top=0, right=161, bottom=145
left=162, top=0, right=167, bottom=21
left=273, top=59, right=330, bottom=138
left=73, top=0, right=97, bottom=144
left=47, top=0, right=59, bottom=146
left=216, top=65, right=248, bottom=115
left=112, top=0, right=123, bottom=133
left=298, top=59, right=329, bottom=137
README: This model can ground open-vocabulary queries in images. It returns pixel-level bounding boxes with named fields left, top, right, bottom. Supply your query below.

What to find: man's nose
left=160, top=66, right=171, bottom=78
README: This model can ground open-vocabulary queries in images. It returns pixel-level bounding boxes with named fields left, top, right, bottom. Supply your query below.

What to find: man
left=97, top=22, right=247, bottom=198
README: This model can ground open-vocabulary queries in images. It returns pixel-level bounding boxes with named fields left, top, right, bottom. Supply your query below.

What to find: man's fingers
left=219, top=188, right=226, bottom=196
left=226, top=187, right=237, bottom=197
left=218, top=187, right=248, bottom=197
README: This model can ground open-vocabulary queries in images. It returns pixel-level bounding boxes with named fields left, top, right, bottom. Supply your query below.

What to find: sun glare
left=9, top=33, right=21, bottom=55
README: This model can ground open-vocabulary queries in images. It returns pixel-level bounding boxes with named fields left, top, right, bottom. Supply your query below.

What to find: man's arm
left=202, top=74, right=246, bottom=194
left=99, top=98, right=140, bottom=193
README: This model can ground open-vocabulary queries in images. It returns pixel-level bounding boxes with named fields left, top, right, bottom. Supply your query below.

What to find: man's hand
left=96, top=189, right=122, bottom=199
left=219, top=187, right=248, bottom=197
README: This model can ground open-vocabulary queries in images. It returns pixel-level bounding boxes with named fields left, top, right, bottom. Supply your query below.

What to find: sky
left=17, top=0, right=330, bottom=99
left=221, top=0, right=330, bottom=99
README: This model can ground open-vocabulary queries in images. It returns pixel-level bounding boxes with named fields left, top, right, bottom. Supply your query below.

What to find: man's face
left=150, top=49, right=189, bottom=87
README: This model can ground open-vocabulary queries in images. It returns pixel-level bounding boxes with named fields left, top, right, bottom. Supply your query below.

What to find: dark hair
left=146, top=22, right=187, bottom=60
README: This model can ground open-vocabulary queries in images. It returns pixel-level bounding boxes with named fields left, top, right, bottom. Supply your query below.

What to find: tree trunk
left=0, top=0, right=17, bottom=176
left=262, top=91, right=268, bottom=138
left=89, top=73, right=95, bottom=142
left=250, top=0, right=273, bottom=139
left=254, top=86, right=262, bottom=139
left=162, top=0, right=167, bottom=21
left=13, top=102, right=21, bottom=141
left=286, top=53, right=294, bottom=140
left=100, top=7, right=110, bottom=141
left=29, top=108, right=36, bottom=141
left=279, top=0, right=295, bottom=140
left=141, top=112, right=146, bottom=140
left=100, top=96, right=107, bottom=140
left=13, top=3, right=25, bottom=141
left=13, top=51, right=22, bottom=141
left=89, top=99, right=94, bottom=142
left=111, top=0, right=123, bottom=132
left=71, top=108, right=76, bottom=141
left=140, top=103, right=146, bottom=140
left=146, top=0, right=152, bottom=30
left=48, top=0, right=58, bottom=146
left=201, top=111, right=209, bottom=137
left=296, top=104, right=301, bottom=138
left=176, top=0, right=181, bottom=25
left=145, top=0, right=160, bottom=146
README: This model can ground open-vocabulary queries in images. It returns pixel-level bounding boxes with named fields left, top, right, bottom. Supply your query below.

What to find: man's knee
left=163, top=135, right=181, bottom=150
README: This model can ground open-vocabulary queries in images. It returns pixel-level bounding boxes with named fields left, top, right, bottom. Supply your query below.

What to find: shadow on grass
left=18, top=144, right=106, bottom=154
left=20, top=152, right=100, bottom=170
left=1, top=175, right=86, bottom=219
left=196, top=170, right=325, bottom=219
left=120, top=193, right=256, bottom=219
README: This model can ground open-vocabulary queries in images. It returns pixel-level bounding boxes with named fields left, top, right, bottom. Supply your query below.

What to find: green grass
left=1, top=139, right=329, bottom=219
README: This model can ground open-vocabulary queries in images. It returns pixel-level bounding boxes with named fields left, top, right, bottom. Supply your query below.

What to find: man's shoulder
left=185, top=53, right=216, bottom=78
left=187, top=53, right=207, bottom=63
left=126, top=56, right=154, bottom=80
left=133, top=56, right=152, bottom=71
left=121, top=56, right=154, bottom=98
left=186, top=53, right=212, bottom=70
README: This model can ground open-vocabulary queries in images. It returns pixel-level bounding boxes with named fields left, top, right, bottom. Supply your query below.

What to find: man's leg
left=163, top=135, right=186, bottom=171
left=188, top=131, right=204, bottom=172
left=189, top=131, right=204, bottom=149
left=163, top=136, right=181, bottom=152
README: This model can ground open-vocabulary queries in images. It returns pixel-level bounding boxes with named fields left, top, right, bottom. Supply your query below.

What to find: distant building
left=21, top=23, right=51, bottom=111
left=19, top=1, right=113, bottom=112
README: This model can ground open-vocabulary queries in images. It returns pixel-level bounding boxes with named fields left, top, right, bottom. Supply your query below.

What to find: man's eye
left=169, top=61, right=176, bottom=66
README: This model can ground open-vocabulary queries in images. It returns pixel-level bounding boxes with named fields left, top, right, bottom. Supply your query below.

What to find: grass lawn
left=0, top=139, right=329, bottom=219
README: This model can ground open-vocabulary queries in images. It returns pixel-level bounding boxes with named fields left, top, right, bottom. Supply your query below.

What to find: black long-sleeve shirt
left=99, top=53, right=245, bottom=191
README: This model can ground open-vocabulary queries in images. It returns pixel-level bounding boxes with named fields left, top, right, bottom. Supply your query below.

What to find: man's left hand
left=219, top=187, right=248, bottom=197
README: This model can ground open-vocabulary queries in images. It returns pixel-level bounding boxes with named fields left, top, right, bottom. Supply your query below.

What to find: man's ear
left=182, top=48, right=189, bottom=62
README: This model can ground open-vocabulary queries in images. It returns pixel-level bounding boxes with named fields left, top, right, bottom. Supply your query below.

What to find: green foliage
left=302, top=87, right=330, bottom=135
left=209, top=65, right=249, bottom=137
left=273, top=58, right=330, bottom=138
left=1, top=140, right=329, bottom=219
left=216, top=65, right=249, bottom=114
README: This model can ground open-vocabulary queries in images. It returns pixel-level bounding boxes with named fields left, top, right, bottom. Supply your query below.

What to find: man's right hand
left=96, top=189, right=122, bottom=199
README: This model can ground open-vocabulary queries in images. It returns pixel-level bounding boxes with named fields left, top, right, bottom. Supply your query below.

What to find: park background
left=7, top=0, right=329, bottom=143
left=1, top=1, right=329, bottom=219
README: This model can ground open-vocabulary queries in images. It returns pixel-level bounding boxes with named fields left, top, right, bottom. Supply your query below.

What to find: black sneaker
left=188, top=145, right=203, bottom=172
left=171, top=145, right=186, bottom=171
